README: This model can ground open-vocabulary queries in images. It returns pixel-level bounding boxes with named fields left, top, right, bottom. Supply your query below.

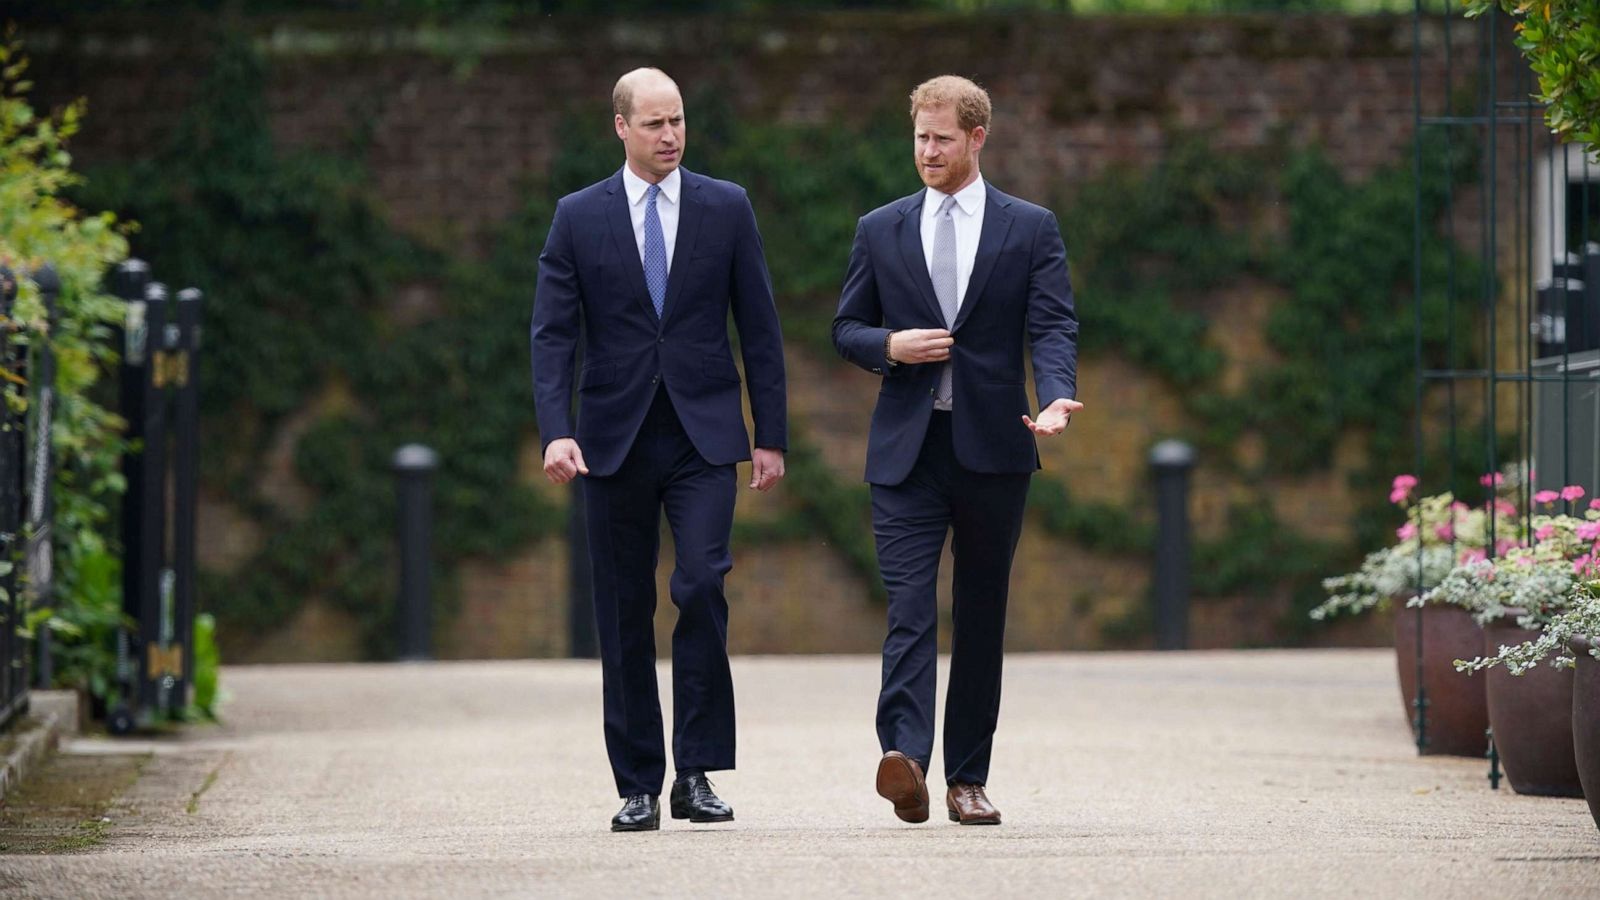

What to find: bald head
left=613, top=68, right=686, bottom=183
left=613, top=68, right=681, bottom=123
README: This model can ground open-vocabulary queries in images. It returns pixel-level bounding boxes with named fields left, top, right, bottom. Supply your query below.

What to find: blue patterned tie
left=643, top=184, right=667, bottom=318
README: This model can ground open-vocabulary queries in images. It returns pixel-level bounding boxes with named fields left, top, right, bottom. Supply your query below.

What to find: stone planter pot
left=1394, top=604, right=1490, bottom=756
left=1483, top=613, right=1583, bottom=797
left=1569, top=636, right=1600, bottom=831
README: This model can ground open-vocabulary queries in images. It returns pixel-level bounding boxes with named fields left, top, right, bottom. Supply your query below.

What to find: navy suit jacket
left=832, top=182, right=1078, bottom=486
left=531, top=167, right=787, bottom=477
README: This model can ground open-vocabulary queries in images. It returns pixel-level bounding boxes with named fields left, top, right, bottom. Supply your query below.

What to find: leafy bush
left=0, top=34, right=132, bottom=705
left=1467, top=0, right=1600, bottom=152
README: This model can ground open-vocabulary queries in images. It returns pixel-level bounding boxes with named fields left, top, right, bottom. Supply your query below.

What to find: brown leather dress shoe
left=875, top=751, right=930, bottom=823
left=946, top=782, right=1002, bottom=825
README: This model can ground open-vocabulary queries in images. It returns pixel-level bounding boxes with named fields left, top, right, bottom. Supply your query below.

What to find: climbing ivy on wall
left=71, top=34, right=1490, bottom=651
left=75, top=38, right=563, bottom=654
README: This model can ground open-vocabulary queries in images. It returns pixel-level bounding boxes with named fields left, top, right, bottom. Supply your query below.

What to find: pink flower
left=1390, top=474, right=1418, bottom=505
left=1590, top=498, right=1600, bottom=510
left=1535, top=525, right=1556, bottom=541
left=1396, top=522, right=1418, bottom=541
left=1578, top=522, right=1600, bottom=541
left=1563, top=485, right=1587, bottom=502
left=1495, top=500, right=1519, bottom=516
left=1435, top=522, right=1455, bottom=541
left=1516, top=556, right=1534, bottom=567
left=1450, top=501, right=1471, bottom=513
left=1480, top=473, right=1505, bottom=487
left=1576, top=556, right=1594, bottom=576
left=1496, top=538, right=1520, bottom=556
left=1459, top=548, right=1487, bottom=564
left=1534, top=490, right=1561, bottom=505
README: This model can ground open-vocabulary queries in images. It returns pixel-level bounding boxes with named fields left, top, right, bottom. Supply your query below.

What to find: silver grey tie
left=931, top=194, right=958, bottom=409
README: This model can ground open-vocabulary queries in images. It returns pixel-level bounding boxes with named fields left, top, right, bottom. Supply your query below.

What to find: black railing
left=0, top=262, right=68, bottom=730
left=0, top=266, right=29, bottom=729
left=1412, top=4, right=1596, bottom=782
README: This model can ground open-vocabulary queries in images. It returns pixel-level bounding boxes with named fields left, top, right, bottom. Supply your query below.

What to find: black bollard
left=132, top=282, right=170, bottom=713
left=393, top=444, right=437, bottom=661
left=170, top=289, right=202, bottom=707
left=27, top=265, right=60, bottom=689
left=107, top=261, right=149, bottom=732
left=1150, top=440, right=1196, bottom=651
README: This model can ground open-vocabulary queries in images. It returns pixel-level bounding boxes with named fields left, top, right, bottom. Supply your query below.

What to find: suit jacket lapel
left=604, top=170, right=658, bottom=323
left=659, top=169, right=703, bottom=329
left=952, top=185, right=1014, bottom=333
left=895, top=194, right=948, bottom=326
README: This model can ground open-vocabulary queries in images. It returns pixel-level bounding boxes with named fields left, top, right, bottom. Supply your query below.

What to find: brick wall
left=23, top=12, right=1503, bottom=660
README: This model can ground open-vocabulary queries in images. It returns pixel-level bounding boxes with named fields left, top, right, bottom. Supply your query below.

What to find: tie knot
left=938, top=194, right=958, bottom=217
left=646, top=183, right=661, bottom=202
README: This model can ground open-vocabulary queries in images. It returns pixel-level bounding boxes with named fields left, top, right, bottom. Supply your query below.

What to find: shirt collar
left=925, top=175, right=986, bottom=219
left=623, top=165, right=681, bottom=207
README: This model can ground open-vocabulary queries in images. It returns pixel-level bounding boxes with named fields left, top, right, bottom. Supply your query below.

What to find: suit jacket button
left=872, top=368, right=882, bottom=375
left=929, top=389, right=935, bottom=396
left=652, top=375, right=660, bottom=384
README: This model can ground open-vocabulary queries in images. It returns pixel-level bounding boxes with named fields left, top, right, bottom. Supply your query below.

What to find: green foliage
left=1192, top=503, right=1343, bottom=639
left=1064, top=138, right=1258, bottom=387
left=0, top=35, right=131, bottom=702
left=782, top=432, right=885, bottom=603
left=68, top=33, right=1489, bottom=650
left=28, top=548, right=126, bottom=704
left=188, top=612, right=220, bottom=719
left=6, top=0, right=1418, bottom=15
left=1027, top=478, right=1153, bottom=553
left=1466, top=0, right=1600, bottom=152
left=76, top=36, right=563, bottom=656
left=1229, top=131, right=1481, bottom=473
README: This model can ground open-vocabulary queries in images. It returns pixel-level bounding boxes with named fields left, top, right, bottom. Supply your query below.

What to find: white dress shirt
left=622, top=165, right=681, bottom=271
left=920, top=175, right=986, bottom=312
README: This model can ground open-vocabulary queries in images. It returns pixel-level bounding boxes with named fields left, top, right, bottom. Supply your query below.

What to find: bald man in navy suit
left=532, top=68, right=787, bottom=833
left=833, top=75, right=1082, bottom=827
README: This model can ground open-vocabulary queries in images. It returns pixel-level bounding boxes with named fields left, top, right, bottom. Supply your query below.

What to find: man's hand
left=750, top=447, right=786, bottom=492
left=1022, top=397, right=1084, bottom=436
left=543, top=438, right=589, bottom=484
left=888, top=329, right=954, bottom=364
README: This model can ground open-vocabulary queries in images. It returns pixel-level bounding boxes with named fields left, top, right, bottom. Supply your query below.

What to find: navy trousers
left=581, top=387, right=738, bottom=798
left=871, top=411, right=1031, bottom=787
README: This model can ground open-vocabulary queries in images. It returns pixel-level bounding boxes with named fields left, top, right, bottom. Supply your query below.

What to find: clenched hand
left=888, top=329, right=954, bottom=364
left=543, top=437, right=589, bottom=484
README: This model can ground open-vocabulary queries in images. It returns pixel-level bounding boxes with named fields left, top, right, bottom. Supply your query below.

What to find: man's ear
left=614, top=114, right=628, bottom=142
left=970, top=125, right=987, bottom=153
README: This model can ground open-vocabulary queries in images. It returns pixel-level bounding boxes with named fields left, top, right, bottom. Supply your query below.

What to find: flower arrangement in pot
left=1456, top=584, right=1600, bottom=828
left=1443, top=487, right=1597, bottom=797
left=1315, top=475, right=1517, bottom=755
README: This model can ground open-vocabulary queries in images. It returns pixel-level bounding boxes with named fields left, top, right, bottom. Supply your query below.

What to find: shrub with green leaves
left=0, top=34, right=131, bottom=705
left=1466, top=0, right=1600, bottom=152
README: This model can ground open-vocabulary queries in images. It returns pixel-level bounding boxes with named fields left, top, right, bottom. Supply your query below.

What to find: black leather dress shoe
left=611, top=794, right=660, bottom=832
left=669, top=773, right=734, bottom=823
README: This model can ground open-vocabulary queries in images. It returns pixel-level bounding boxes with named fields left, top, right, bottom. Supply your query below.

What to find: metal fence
left=0, top=258, right=202, bottom=733
left=0, top=263, right=63, bottom=730
left=1410, top=3, right=1597, bottom=775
